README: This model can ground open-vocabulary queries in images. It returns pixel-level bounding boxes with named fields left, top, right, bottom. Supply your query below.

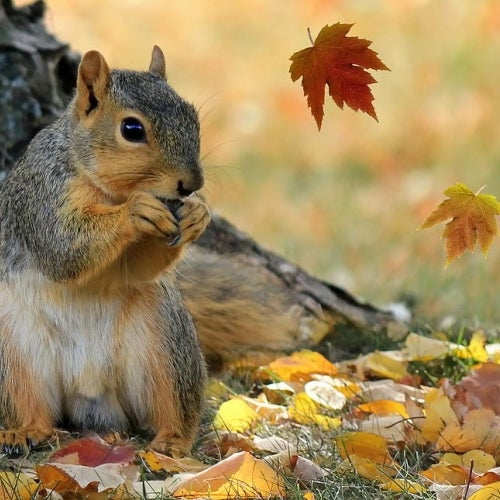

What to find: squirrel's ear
left=75, top=50, right=111, bottom=117
left=149, top=45, right=167, bottom=80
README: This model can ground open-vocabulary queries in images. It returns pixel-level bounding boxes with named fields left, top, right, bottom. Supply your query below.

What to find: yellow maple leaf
left=420, top=183, right=500, bottom=265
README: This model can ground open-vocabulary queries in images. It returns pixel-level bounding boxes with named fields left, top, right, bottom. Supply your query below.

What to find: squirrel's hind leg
left=0, top=344, right=57, bottom=455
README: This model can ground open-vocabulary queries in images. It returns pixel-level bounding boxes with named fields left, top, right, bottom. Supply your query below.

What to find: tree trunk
left=0, top=0, right=397, bottom=357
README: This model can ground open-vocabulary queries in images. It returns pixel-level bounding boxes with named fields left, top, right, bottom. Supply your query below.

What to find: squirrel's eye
left=120, top=117, right=147, bottom=143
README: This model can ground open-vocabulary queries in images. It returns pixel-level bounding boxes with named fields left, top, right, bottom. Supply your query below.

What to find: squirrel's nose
left=177, top=176, right=203, bottom=197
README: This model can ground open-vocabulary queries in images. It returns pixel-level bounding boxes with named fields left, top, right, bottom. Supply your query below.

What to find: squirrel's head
left=71, top=46, right=203, bottom=202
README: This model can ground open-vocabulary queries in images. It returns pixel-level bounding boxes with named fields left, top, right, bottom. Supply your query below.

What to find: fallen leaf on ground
left=380, top=478, right=427, bottom=494
left=405, top=332, right=460, bottom=361
left=239, top=395, right=288, bottom=424
left=359, top=351, right=409, bottom=379
left=357, top=399, right=409, bottom=418
left=213, top=398, right=259, bottom=433
left=436, top=408, right=500, bottom=457
left=37, top=462, right=133, bottom=494
left=421, top=463, right=469, bottom=485
left=266, top=350, right=338, bottom=382
left=288, top=392, right=342, bottom=430
left=468, top=481, right=500, bottom=499
left=138, top=450, right=207, bottom=473
left=451, top=362, right=500, bottom=415
left=0, top=471, right=38, bottom=500
left=415, top=389, right=459, bottom=444
left=305, top=380, right=347, bottom=410
left=290, top=455, right=329, bottom=482
left=359, top=414, right=409, bottom=442
left=172, top=451, right=285, bottom=499
left=440, top=450, right=496, bottom=474
left=343, top=454, right=398, bottom=482
left=336, top=431, right=390, bottom=464
left=50, top=435, right=135, bottom=466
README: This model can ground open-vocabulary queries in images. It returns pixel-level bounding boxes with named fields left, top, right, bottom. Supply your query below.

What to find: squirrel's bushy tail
left=177, top=247, right=298, bottom=367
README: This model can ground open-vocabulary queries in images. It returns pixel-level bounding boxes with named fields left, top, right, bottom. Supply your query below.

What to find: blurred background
left=41, top=0, right=499, bottom=328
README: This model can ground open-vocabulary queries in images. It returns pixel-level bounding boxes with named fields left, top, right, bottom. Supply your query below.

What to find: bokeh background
left=41, top=1, right=499, bottom=328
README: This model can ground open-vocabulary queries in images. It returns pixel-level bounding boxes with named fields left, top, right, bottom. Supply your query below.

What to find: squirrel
left=0, top=46, right=212, bottom=456
left=0, top=45, right=297, bottom=456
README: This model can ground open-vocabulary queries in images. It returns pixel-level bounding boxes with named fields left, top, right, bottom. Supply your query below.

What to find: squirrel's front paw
left=172, top=197, right=211, bottom=246
left=128, top=192, right=179, bottom=243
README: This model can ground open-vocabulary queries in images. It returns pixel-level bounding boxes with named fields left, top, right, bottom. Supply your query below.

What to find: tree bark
left=0, top=0, right=397, bottom=355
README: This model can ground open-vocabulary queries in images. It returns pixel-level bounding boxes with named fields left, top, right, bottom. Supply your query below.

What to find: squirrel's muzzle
left=177, top=173, right=203, bottom=197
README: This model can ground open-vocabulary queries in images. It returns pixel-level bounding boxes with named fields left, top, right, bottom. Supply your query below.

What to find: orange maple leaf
left=289, top=23, right=389, bottom=129
left=421, top=183, right=500, bottom=265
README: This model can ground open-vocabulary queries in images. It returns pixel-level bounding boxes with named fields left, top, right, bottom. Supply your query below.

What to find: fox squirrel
left=0, top=46, right=296, bottom=456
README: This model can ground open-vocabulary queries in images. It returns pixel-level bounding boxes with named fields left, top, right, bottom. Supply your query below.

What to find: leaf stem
left=307, top=27, right=314, bottom=45
left=475, top=184, right=486, bottom=196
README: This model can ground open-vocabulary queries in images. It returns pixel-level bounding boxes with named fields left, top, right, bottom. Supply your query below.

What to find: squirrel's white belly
left=0, top=270, right=150, bottom=428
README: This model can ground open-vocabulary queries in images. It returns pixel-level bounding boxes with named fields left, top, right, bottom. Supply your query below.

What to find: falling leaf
left=289, top=22, right=389, bottom=129
left=172, top=451, right=285, bottom=499
left=420, top=183, right=500, bottom=265
left=267, top=350, right=338, bottom=383
left=213, top=399, right=259, bottom=433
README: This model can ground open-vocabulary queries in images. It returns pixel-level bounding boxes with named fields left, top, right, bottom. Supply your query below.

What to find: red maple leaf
left=290, top=23, right=389, bottom=129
